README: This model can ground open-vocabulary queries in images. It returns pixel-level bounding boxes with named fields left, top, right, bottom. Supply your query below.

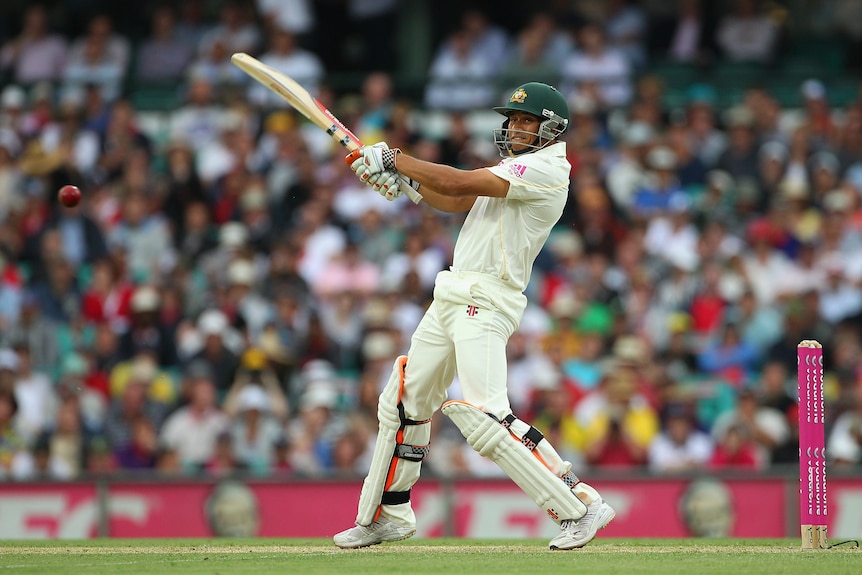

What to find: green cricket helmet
left=493, top=82, right=569, bottom=156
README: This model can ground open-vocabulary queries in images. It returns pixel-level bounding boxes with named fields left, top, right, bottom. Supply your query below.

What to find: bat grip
left=345, top=149, right=361, bottom=166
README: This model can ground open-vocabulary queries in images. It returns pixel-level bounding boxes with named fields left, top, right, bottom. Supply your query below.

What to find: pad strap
left=381, top=490, right=411, bottom=505
left=395, top=442, right=431, bottom=462
left=503, top=413, right=580, bottom=486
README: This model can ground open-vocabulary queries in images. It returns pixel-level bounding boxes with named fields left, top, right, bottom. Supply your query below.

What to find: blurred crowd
left=1, top=0, right=862, bottom=483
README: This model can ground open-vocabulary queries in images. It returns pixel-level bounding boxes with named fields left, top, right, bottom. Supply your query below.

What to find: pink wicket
left=797, top=340, right=827, bottom=549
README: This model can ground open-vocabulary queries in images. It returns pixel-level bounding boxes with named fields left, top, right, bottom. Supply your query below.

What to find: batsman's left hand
left=365, top=170, right=401, bottom=201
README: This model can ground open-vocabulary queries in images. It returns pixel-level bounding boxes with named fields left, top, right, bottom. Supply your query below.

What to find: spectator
left=0, top=389, right=35, bottom=479
left=647, top=403, right=714, bottom=473
left=168, top=76, right=225, bottom=153
left=67, top=13, right=130, bottom=71
left=711, top=388, right=790, bottom=466
left=424, top=30, right=496, bottom=111
left=561, top=22, right=633, bottom=110
left=118, top=285, right=176, bottom=367
left=667, top=0, right=717, bottom=65
left=715, top=0, right=780, bottom=63
left=0, top=4, right=68, bottom=84
left=104, top=355, right=170, bottom=453
left=185, top=309, right=242, bottom=398
left=248, top=24, right=324, bottom=107
left=195, top=0, right=261, bottom=65
left=62, top=15, right=127, bottom=103
left=256, top=0, right=315, bottom=40
left=113, top=416, right=159, bottom=470
left=344, top=0, right=399, bottom=71
left=697, top=322, right=760, bottom=387
left=159, top=367, right=229, bottom=472
left=228, top=383, right=285, bottom=475
left=605, top=0, right=649, bottom=69
left=632, top=146, right=689, bottom=218
left=134, top=5, right=195, bottom=83
left=709, top=423, right=760, bottom=469
left=108, top=192, right=174, bottom=282
left=459, top=9, right=511, bottom=73
left=7, top=344, right=57, bottom=444
left=827, top=386, right=862, bottom=465
left=80, top=257, right=134, bottom=332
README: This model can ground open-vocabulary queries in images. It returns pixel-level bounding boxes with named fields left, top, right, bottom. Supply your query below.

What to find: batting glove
left=350, top=142, right=401, bottom=183
left=366, top=170, right=402, bottom=201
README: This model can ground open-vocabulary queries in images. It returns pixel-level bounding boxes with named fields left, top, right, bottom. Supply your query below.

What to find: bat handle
left=345, top=149, right=361, bottom=166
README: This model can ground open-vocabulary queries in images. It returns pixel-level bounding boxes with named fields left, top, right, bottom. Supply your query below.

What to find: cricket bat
left=230, top=52, right=422, bottom=203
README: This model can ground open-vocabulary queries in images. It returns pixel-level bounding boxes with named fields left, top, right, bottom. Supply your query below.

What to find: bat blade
left=231, top=52, right=421, bottom=203
left=231, top=52, right=361, bottom=151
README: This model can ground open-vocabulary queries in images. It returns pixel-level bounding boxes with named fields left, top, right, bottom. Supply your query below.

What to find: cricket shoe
left=549, top=499, right=616, bottom=550
left=333, top=518, right=416, bottom=549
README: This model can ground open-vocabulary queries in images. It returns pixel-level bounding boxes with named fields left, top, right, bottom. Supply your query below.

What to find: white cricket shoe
left=333, top=518, right=416, bottom=549
left=549, top=499, right=615, bottom=550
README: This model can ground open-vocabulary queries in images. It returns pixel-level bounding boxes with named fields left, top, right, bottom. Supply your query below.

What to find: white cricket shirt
left=451, top=142, right=570, bottom=293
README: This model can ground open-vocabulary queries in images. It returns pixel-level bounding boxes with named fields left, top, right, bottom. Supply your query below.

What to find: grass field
left=0, top=538, right=858, bottom=575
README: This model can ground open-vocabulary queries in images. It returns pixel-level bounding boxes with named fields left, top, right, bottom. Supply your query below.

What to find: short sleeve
left=487, top=154, right=568, bottom=202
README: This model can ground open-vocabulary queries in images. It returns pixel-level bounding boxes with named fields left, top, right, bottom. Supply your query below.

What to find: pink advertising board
left=1, top=477, right=860, bottom=540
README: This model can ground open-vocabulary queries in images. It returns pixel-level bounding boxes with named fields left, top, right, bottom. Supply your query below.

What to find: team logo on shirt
left=508, top=163, right=527, bottom=178
left=466, top=305, right=479, bottom=317
left=509, top=88, right=527, bottom=103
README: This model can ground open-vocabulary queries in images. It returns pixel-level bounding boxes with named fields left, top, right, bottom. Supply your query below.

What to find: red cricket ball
left=58, top=185, right=81, bottom=207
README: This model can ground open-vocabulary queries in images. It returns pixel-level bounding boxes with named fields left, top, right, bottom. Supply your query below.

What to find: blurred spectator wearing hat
left=226, top=382, right=285, bottom=475
left=631, top=146, right=688, bottom=218
left=577, top=359, right=660, bottom=468
left=285, top=360, right=347, bottom=474
left=223, top=347, right=287, bottom=420
left=605, top=121, right=653, bottom=211
left=0, top=4, right=68, bottom=84
left=742, top=218, right=795, bottom=306
left=183, top=309, right=241, bottom=398
left=118, top=285, right=176, bottom=367
left=223, top=257, right=273, bottom=343
left=106, top=357, right=169, bottom=470
left=159, top=362, right=229, bottom=473
left=827, top=386, right=862, bottom=466
left=817, top=252, right=862, bottom=325
left=647, top=402, right=714, bottom=473
left=716, top=106, right=759, bottom=184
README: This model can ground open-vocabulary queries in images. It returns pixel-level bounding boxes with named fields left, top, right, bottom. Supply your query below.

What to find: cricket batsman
left=333, top=82, right=615, bottom=550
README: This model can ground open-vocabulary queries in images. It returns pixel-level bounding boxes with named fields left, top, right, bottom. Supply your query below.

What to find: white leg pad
left=441, top=400, right=587, bottom=524
left=356, top=356, right=430, bottom=526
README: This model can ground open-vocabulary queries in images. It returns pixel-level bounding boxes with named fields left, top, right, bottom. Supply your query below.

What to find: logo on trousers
left=466, top=305, right=479, bottom=317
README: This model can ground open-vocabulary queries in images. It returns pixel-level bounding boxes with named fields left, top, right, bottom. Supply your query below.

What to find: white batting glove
left=366, top=171, right=402, bottom=201
left=350, top=142, right=400, bottom=183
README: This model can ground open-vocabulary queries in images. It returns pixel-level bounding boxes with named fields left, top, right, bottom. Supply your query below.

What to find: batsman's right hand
left=346, top=142, right=399, bottom=183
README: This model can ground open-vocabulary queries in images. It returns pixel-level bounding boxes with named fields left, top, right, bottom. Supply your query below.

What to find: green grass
left=0, top=538, right=858, bottom=575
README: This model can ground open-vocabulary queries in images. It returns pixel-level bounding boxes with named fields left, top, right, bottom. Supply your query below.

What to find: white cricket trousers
left=401, top=269, right=528, bottom=422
